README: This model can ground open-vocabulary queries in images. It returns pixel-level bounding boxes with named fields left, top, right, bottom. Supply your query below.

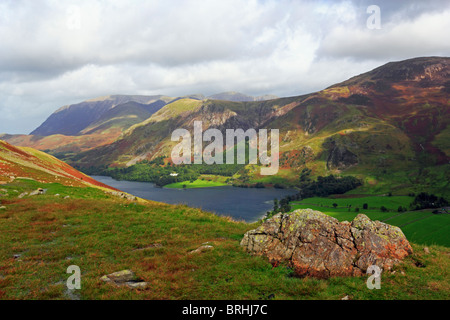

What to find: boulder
left=241, top=209, right=413, bottom=278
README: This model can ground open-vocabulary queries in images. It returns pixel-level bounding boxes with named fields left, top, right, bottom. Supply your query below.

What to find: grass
left=0, top=180, right=448, bottom=300
left=290, top=195, right=450, bottom=247
left=165, top=175, right=228, bottom=189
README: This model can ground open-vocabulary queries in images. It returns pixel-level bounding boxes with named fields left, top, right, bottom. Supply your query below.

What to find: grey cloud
left=317, top=4, right=450, bottom=61
left=0, top=0, right=449, bottom=134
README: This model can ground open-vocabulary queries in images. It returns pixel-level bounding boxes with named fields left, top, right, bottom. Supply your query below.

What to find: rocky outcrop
left=326, top=145, right=358, bottom=170
left=241, top=209, right=413, bottom=278
left=107, top=191, right=137, bottom=201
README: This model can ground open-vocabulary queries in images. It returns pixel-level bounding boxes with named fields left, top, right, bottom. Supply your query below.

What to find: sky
left=0, top=0, right=449, bottom=134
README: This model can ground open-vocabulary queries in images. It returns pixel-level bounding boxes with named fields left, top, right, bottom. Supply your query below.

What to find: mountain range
left=0, top=92, right=278, bottom=155
left=2, top=57, right=449, bottom=196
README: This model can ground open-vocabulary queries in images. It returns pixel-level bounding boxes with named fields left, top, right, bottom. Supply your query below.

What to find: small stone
left=100, top=270, right=149, bottom=290
left=188, top=245, right=214, bottom=255
left=29, top=188, right=46, bottom=196
left=423, top=247, right=430, bottom=254
left=64, top=196, right=70, bottom=199
left=0, top=206, right=6, bottom=210
left=341, top=295, right=350, bottom=300
left=126, top=282, right=148, bottom=290
left=18, top=192, right=28, bottom=198
left=55, top=194, right=60, bottom=197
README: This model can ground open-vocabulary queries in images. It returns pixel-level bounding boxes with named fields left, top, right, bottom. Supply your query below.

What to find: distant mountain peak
left=207, top=91, right=278, bottom=102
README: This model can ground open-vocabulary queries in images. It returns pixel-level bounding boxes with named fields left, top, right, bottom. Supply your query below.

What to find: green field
left=165, top=176, right=228, bottom=189
left=290, top=196, right=450, bottom=247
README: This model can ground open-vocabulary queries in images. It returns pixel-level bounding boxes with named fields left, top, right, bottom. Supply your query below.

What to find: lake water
left=91, top=176, right=297, bottom=222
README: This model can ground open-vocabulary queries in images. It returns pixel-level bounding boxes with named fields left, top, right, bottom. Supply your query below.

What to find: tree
left=411, top=192, right=449, bottom=210
left=380, top=206, right=388, bottom=212
left=280, top=198, right=291, bottom=213
left=298, top=168, right=312, bottom=187
left=332, top=203, right=338, bottom=208
left=363, top=203, right=368, bottom=210
left=273, top=198, right=279, bottom=212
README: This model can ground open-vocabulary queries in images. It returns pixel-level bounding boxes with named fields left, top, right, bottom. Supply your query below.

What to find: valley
left=0, top=57, right=449, bottom=301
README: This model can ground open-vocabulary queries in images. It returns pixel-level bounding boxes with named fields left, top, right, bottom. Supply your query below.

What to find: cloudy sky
left=1, top=0, right=449, bottom=134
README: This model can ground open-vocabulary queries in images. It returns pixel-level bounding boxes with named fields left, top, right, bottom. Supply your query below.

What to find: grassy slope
left=0, top=140, right=116, bottom=192
left=0, top=180, right=448, bottom=300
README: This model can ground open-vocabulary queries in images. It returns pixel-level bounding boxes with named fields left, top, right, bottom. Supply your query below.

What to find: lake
left=91, top=176, right=297, bottom=222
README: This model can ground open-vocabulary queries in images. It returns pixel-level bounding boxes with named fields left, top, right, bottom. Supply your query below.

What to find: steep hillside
left=70, top=96, right=303, bottom=167
left=0, top=140, right=116, bottom=190
left=79, top=101, right=166, bottom=135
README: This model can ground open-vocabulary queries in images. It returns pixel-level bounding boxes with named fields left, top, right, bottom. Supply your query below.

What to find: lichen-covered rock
left=100, top=270, right=137, bottom=283
left=241, top=209, right=413, bottom=278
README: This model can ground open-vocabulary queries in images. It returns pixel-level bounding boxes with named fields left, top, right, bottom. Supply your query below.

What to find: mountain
left=29, top=92, right=278, bottom=137
left=0, top=139, right=116, bottom=190
left=30, top=95, right=171, bottom=136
